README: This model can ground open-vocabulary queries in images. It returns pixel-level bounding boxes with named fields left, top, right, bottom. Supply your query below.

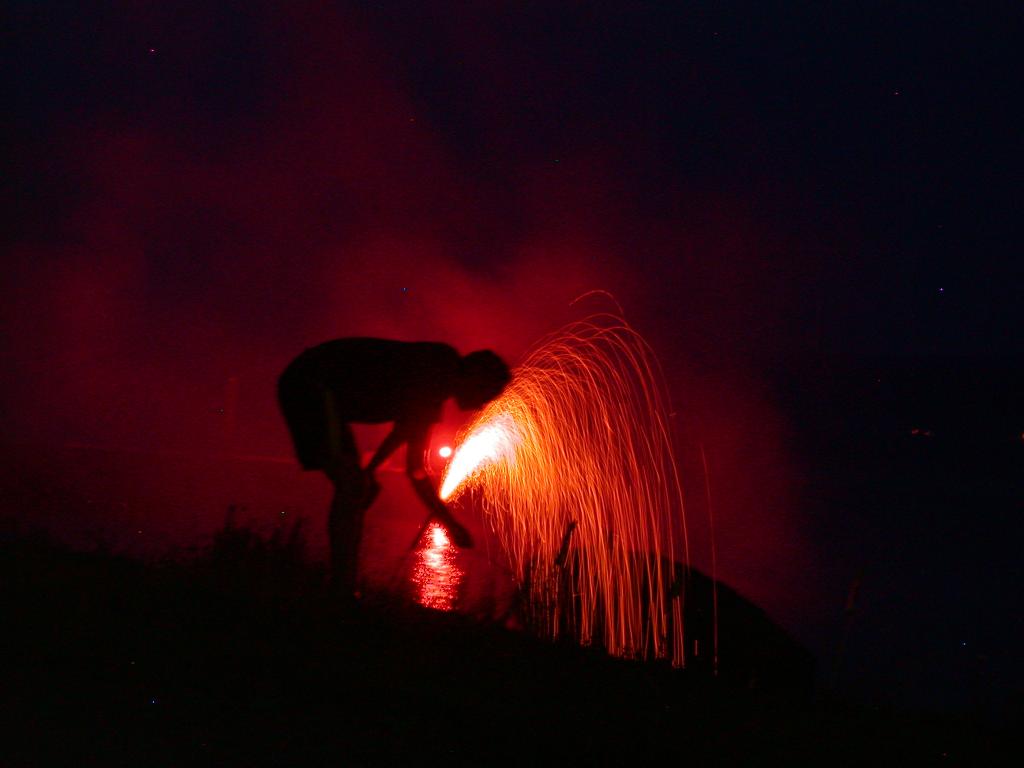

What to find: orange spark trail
left=441, top=315, right=689, bottom=665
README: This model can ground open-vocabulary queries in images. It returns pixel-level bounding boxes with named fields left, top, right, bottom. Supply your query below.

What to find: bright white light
left=439, top=413, right=520, bottom=500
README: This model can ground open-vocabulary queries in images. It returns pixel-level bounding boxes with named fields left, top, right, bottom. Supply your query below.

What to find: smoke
left=3, top=1, right=816, bottom=630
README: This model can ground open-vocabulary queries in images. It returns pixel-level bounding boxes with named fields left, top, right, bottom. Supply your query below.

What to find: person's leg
left=323, top=415, right=370, bottom=597
left=328, top=477, right=364, bottom=598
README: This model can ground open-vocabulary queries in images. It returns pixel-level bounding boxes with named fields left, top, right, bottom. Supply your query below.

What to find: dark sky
left=4, top=1, right=1021, bottom=712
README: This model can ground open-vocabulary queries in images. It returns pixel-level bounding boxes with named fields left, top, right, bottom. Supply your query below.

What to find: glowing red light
left=438, top=445, right=452, bottom=459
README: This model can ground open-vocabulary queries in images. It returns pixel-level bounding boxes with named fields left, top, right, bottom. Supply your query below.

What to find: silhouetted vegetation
left=3, top=515, right=1011, bottom=766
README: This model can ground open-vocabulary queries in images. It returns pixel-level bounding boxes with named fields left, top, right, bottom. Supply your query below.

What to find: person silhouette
left=278, top=338, right=511, bottom=596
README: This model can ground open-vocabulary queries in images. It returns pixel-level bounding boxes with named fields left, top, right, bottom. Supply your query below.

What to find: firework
left=440, top=315, right=689, bottom=665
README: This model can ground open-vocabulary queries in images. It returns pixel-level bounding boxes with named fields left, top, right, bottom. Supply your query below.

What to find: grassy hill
left=3, top=520, right=1007, bottom=766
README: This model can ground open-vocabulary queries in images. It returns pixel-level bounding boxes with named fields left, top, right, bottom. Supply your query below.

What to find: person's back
left=281, top=338, right=461, bottom=425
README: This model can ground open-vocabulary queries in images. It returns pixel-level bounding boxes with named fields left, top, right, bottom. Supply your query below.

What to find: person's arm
left=365, top=425, right=407, bottom=475
left=405, top=423, right=473, bottom=547
left=404, top=423, right=443, bottom=514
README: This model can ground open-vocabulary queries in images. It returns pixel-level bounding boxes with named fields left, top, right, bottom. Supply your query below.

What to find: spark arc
left=440, top=315, right=689, bottom=665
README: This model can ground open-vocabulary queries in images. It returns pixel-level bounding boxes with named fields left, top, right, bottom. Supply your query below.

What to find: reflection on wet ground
left=411, top=523, right=463, bottom=611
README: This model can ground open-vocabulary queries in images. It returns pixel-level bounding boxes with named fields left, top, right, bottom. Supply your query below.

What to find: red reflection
left=412, top=523, right=464, bottom=611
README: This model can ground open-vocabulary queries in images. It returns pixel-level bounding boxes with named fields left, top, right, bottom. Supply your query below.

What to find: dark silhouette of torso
left=279, top=338, right=460, bottom=472
left=283, top=338, right=460, bottom=425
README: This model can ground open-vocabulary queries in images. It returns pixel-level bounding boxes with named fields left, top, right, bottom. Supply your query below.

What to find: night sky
left=4, top=1, right=1021, bottom=714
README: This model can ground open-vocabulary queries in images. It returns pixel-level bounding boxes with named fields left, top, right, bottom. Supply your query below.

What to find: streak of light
left=440, top=314, right=689, bottom=665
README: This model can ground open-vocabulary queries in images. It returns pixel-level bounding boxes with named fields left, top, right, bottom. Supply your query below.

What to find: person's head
left=453, top=350, right=511, bottom=410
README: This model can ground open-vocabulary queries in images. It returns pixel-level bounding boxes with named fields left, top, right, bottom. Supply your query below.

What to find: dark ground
left=2, top=522, right=1013, bottom=767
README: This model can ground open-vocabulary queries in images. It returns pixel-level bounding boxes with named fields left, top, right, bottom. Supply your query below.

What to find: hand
left=431, top=504, right=474, bottom=549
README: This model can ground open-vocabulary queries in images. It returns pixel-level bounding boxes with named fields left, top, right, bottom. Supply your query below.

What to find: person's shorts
left=277, top=367, right=356, bottom=471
